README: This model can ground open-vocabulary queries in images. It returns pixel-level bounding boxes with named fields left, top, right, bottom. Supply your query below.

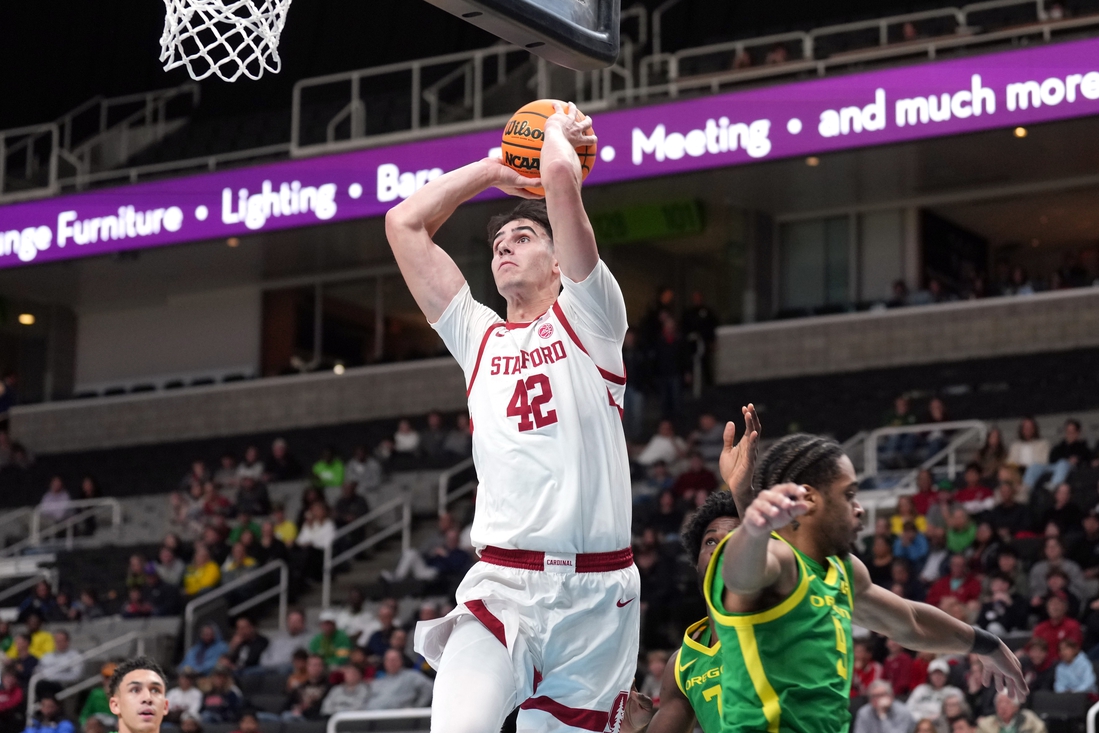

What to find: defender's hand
left=481, top=156, right=542, bottom=199
left=545, top=101, right=597, bottom=149
left=980, top=641, right=1029, bottom=703
left=620, top=688, right=654, bottom=733
left=719, top=404, right=761, bottom=512
left=742, top=483, right=808, bottom=538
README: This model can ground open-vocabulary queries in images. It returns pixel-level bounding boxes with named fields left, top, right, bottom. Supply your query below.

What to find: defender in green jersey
left=702, top=432, right=1028, bottom=733
left=641, top=490, right=743, bottom=733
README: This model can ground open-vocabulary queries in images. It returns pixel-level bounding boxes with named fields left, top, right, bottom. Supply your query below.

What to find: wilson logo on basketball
left=504, top=119, right=544, bottom=140
left=503, top=151, right=540, bottom=172
left=538, top=323, right=554, bottom=339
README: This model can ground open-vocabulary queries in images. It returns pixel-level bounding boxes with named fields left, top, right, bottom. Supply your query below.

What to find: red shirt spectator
left=926, top=554, right=982, bottom=607
left=911, top=470, right=941, bottom=516
left=1031, top=595, right=1083, bottom=670
left=0, top=669, right=24, bottom=722
left=882, top=640, right=915, bottom=697
left=851, top=641, right=883, bottom=698
left=672, top=454, right=718, bottom=498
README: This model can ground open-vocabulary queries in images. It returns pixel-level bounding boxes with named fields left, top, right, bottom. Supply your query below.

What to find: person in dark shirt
left=1050, top=419, right=1092, bottom=467
left=988, top=481, right=1030, bottom=541
left=8, top=635, right=37, bottom=689
left=143, top=571, right=182, bottom=617
left=234, top=478, right=270, bottom=517
left=681, top=291, right=718, bottom=385
left=252, top=522, right=289, bottom=566
left=424, top=528, right=472, bottom=591
left=282, top=655, right=330, bottom=720
left=621, top=329, right=650, bottom=443
left=648, top=491, right=684, bottom=541
left=976, top=574, right=1028, bottom=634
left=200, top=667, right=242, bottom=723
left=671, top=452, right=718, bottom=501
left=226, top=617, right=269, bottom=671
left=1070, top=510, right=1099, bottom=578
left=265, top=438, right=303, bottom=482
left=1042, top=483, right=1084, bottom=537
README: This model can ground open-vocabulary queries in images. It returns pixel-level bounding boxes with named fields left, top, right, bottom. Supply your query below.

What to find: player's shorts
left=415, top=546, right=641, bottom=733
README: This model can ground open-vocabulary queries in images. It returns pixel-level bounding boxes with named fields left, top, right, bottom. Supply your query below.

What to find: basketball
left=501, top=99, right=596, bottom=196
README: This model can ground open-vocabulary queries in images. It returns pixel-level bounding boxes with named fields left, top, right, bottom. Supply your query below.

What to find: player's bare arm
left=849, top=554, right=1028, bottom=701
left=719, top=403, right=762, bottom=515
left=718, top=483, right=806, bottom=611
left=541, top=102, right=599, bottom=282
left=384, top=157, right=541, bottom=322
left=625, top=649, right=696, bottom=733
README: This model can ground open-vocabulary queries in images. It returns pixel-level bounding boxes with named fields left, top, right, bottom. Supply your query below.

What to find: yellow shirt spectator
left=7, top=629, right=54, bottom=659
left=890, top=514, right=928, bottom=535
left=183, top=560, right=221, bottom=596
left=274, top=520, right=298, bottom=545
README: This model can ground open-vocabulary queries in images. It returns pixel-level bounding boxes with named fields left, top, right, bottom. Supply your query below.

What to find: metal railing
left=0, top=499, right=123, bottom=557
left=25, top=630, right=149, bottom=717
left=0, top=508, right=33, bottom=543
left=327, top=708, right=430, bottom=733
left=322, top=493, right=412, bottom=608
left=1087, top=700, right=1099, bottom=733
left=183, top=560, right=288, bottom=650
left=436, top=457, right=475, bottom=517
left=0, top=568, right=57, bottom=607
left=0, top=123, right=64, bottom=201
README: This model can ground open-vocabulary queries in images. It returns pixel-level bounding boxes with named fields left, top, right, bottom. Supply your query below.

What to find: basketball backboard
left=422, top=0, right=620, bottom=71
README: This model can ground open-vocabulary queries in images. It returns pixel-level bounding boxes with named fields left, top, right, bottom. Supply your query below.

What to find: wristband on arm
left=970, top=627, right=1000, bottom=655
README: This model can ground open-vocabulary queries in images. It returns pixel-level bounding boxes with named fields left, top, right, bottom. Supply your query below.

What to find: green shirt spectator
left=313, top=448, right=345, bottom=489
left=947, top=509, right=977, bottom=554
left=309, top=614, right=352, bottom=666
left=79, top=685, right=111, bottom=725
left=228, top=519, right=262, bottom=545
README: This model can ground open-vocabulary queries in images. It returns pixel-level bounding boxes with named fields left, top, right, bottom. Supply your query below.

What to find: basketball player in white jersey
left=386, top=102, right=638, bottom=733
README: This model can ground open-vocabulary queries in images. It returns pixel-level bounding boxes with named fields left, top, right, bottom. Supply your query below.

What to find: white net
left=160, top=0, right=293, bottom=82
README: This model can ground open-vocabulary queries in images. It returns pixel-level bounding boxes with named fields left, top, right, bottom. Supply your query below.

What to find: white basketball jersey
left=432, top=260, right=632, bottom=554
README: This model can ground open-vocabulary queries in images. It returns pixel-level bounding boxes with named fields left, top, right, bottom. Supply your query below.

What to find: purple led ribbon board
left=2, top=36, right=1099, bottom=269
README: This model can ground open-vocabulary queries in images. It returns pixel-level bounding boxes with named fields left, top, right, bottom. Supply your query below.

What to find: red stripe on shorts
left=519, top=696, right=608, bottom=732
left=464, top=599, right=506, bottom=648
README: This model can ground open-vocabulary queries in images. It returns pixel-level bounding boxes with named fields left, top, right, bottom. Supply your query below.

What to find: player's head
left=754, top=433, right=862, bottom=557
left=108, top=656, right=168, bottom=733
left=681, top=490, right=740, bottom=582
left=486, top=200, right=558, bottom=300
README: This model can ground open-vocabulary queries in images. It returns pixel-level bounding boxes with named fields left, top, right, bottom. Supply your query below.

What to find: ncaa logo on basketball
left=538, top=323, right=554, bottom=339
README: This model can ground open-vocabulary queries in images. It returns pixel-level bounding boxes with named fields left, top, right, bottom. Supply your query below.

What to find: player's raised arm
left=385, top=157, right=540, bottom=322
left=719, top=404, right=762, bottom=516
left=541, top=102, right=599, bottom=282
left=849, top=555, right=1029, bottom=701
left=719, top=483, right=806, bottom=598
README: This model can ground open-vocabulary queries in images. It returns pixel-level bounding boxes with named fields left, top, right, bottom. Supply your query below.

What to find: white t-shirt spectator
left=321, top=682, right=371, bottom=715
left=394, top=428, right=420, bottom=454
left=236, top=460, right=265, bottom=482
left=335, top=606, right=381, bottom=642
left=38, top=649, right=83, bottom=683
left=297, top=519, right=336, bottom=549
left=39, top=489, right=72, bottom=522
left=364, top=670, right=433, bottom=710
left=1007, top=439, right=1050, bottom=467
left=636, top=434, right=687, bottom=467
left=167, top=686, right=203, bottom=717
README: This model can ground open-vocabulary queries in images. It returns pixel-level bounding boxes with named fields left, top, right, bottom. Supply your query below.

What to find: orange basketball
left=501, top=99, right=596, bottom=196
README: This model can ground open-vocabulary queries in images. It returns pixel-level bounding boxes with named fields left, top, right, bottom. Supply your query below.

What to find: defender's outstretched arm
left=385, top=157, right=538, bottom=322
left=541, top=102, right=599, bottom=282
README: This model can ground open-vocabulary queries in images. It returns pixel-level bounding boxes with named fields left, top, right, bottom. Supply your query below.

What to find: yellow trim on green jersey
left=703, top=530, right=813, bottom=628
left=682, top=617, right=721, bottom=656
left=734, top=624, right=781, bottom=733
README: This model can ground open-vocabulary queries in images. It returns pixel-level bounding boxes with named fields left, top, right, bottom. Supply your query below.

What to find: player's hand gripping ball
left=501, top=99, right=596, bottom=196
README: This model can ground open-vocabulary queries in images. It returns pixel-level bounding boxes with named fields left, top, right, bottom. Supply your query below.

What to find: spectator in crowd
left=639, top=462, right=674, bottom=504
left=891, top=496, right=927, bottom=535
left=920, top=526, right=950, bottom=586
left=296, top=502, right=335, bottom=582
left=907, top=659, right=963, bottom=722
left=1020, top=638, right=1055, bottom=693
left=927, top=555, right=981, bottom=615
left=968, top=523, right=1000, bottom=576
left=125, top=554, right=148, bottom=591
left=852, top=639, right=885, bottom=698
left=361, top=604, right=401, bottom=660
left=0, top=669, right=24, bottom=733
left=764, top=43, right=788, bottom=64
left=977, top=429, right=1007, bottom=483
left=1032, top=594, right=1083, bottom=656
left=181, top=461, right=209, bottom=492
left=230, top=712, right=259, bottom=733
left=69, top=590, right=103, bottom=622
left=1008, top=418, right=1051, bottom=493
left=234, top=477, right=270, bottom=517
left=38, top=477, right=71, bottom=528
left=310, top=611, right=352, bottom=667
left=681, top=292, right=718, bottom=383
left=226, top=617, right=268, bottom=672
left=880, top=396, right=919, bottom=469
left=442, top=415, right=472, bottom=461
left=183, top=544, right=221, bottom=597
left=12, top=612, right=54, bottom=660
left=236, top=447, right=264, bottom=483
left=689, top=413, right=725, bottom=465
left=120, top=588, right=153, bottom=618
left=363, top=649, right=433, bottom=710
left=912, top=470, right=943, bottom=516
left=320, top=665, right=370, bottom=715
left=1072, top=510, right=1099, bottom=579
left=201, top=483, right=233, bottom=521
left=946, top=509, right=977, bottom=555
left=941, top=692, right=973, bottom=733
left=23, top=696, right=71, bottom=733
left=334, top=482, right=369, bottom=533
left=419, top=412, right=448, bottom=465
left=1041, top=483, right=1084, bottom=536
left=155, top=547, right=185, bottom=587
left=253, top=522, right=289, bottom=566
left=334, top=590, right=379, bottom=646
left=893, top=521, right=930, bottom=570
left=922, top=397, right=951, bottom=459
left=266, top=438, right=303, bottom=482
left=270, top=503, right=297, bottom=546
left=621, top=330, right=648, bottom=442
left=1053, top=637, right=1096, bottom=693
left=927, top=490, right=955, bottom=532
left=635, top=420, right=687, bottom=468
left=976, top=692, right=1046, bottom=733
left=891, top=559, right=925, bottom=602
left=345, top=446, right=383, bottom=496
left=143, top=568, right=182, bottom=617
left=976, top=574, right=1027, bottom=635
left=637, top=650, right=667, bottom=703
left=166, top=669, right=203, bottom=723
left=200, top=667, right=242, bottom=724
left=992, top=548, right=1028, bottom=599
left=8, top=634, right=37, bottom=688
left=260, top=609, right=310, bottom=671
left=1028, top=537, right=1087, bottom=602
left=282, top=655, right=329, bottom=721
left=77, top=664, right=114, bottom=728
left=652, top=312, right=688, bottom=418
left=989, top=482, right=1029, bottom=541
left=312, top=447, right=344, bottom=490
left=954, top=465, right=995, bottom=516
left=648, top=491, right=685, bottom=543
left=213, top=454, right=239, bottom=491
left=284, top=650, right=311, bottom=695
left=35, top=631, right=82, bottom=700
left=179, top=624, right=229, bottom=676
left=178, top=713, right=201, bottom=733
left=392, top=420, right=421, bottom=457
left=220, top=542, right=257, bottom=586
left=883, top=639, right=915, bottom=697
left=1023, top=419, right=1091, bottom=493
left=962, top=656, right=996, bottom=719
left=671, top=452, right=718, bottom=501
left=867, top=536, right=897, bottom=587
left=18, top=582, right=57, bottom=624
left=1035, top=569, right=1080, bottom=620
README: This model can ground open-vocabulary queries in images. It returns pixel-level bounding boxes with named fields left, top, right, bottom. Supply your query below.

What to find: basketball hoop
left=159, top=0, right=293, bottom=82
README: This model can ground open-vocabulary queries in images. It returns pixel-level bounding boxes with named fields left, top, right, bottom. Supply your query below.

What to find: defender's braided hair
left=753, top=433, right=846, bottom=498
left=681, top=490, right=739, bottom=561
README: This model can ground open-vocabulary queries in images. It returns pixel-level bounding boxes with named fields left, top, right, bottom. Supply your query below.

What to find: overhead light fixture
left=1014, top=127, right=1027, bottom=138
left=805, top=156, right=820, bottom=167
left=333, top=363, right=345, bottom=375
left=227, top=237, right=240, bottom=248
left=17, top=313, right=34, bottom=326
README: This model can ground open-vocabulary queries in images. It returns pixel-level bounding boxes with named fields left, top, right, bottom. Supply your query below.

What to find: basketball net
left=160, top=0, right=293, bottom=82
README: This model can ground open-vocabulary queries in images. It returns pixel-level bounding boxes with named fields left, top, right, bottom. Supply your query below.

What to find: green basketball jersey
left=675, top=618, right=724, bottom=733
left=702, top=531, right=855, bottom=733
